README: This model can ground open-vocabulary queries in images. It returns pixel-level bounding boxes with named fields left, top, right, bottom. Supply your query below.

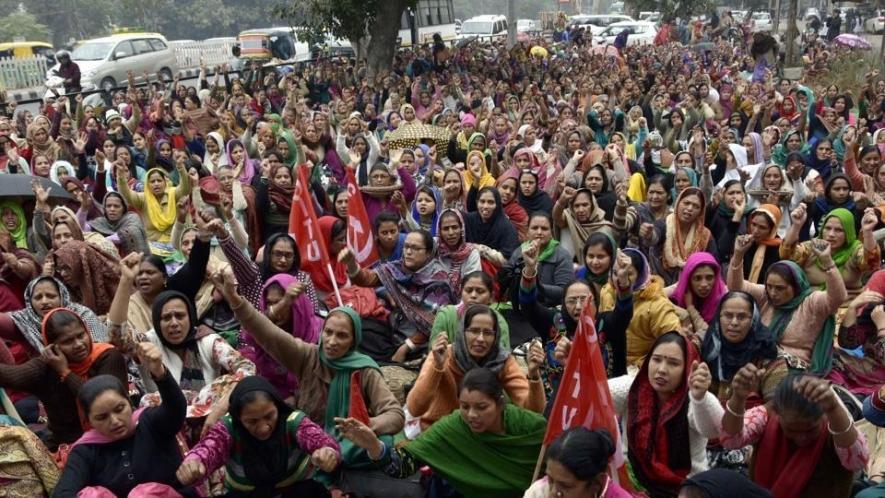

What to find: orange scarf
left=42, top=308, right=115, bottom=379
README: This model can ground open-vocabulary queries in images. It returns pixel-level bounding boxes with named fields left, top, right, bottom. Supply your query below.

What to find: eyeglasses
left=465, top=328, right=496, bottom=339
left=271, top=250, right=295, bottom=260
left=403, top=244, right=426, bottom=253
left=818, top=147, right=832, bottom=151
left=565, top=295, right=590, bottom=307
left=721, top=312, right=751, bottom=323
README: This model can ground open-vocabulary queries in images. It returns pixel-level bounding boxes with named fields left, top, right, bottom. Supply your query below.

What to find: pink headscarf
left=670, top=252, right=728, bottom=324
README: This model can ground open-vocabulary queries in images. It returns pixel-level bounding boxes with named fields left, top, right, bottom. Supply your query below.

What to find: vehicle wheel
left=100, top=77, right=117, bottom=93
left=159, top=68, right=174, bottom=83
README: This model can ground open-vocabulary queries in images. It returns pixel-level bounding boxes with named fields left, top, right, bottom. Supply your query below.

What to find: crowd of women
left=0, top=15, right=883, bottom=498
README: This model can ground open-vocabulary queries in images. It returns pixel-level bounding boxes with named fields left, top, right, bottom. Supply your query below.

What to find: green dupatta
left=767, top=261, right=836, bottom=374
left=405, top=403, right=546, bottom=498
left=318, top=306, right=391, bottom=469
left=522, top=239, right=560, bottom=263
left=817, top=208, right=862, bottom=271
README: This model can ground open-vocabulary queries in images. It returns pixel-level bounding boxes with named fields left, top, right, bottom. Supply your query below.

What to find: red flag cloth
left=345, top=170, right=379, bottom=267
left=543, top=302, right=625, bottom=468
left=348, top=370, right=371, bottom=425
left=288, top=164, right=331, bottom=270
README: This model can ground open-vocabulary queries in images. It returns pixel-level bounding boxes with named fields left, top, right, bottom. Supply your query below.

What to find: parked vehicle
left=517, top=19, right=542, bottom=35
left=458, top=15, right=508, bottom=40
left=865, top=9, right=885, bottom=33
left=751, top=12, right=774, bottom=32
left=638, top=12, right=662, bottom=24
left=232, top=27, right=310, bottom=64
left=594, top=21, right=658, bottom=46
left=568, top=14, right=635, bottom=33
left=45, top=32, right=177, bottom=93
left=0, top=41, right=55, bottom=61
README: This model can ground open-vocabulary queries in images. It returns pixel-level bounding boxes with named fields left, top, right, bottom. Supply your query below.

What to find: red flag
left=288, top=165, right=330, bottom=269
left=345, top=170, right=379, bottom=267
left=543, top=302, right=626, bottom=472
left=348, top=370, right=371, bottom=425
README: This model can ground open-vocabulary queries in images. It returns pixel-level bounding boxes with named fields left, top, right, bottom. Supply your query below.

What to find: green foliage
left=0, top=10, right=50, bottom=42
left=275, top=0, right=416, bottom=45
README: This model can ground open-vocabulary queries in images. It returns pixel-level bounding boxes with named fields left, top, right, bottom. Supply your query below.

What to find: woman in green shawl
left=781, top=206, right=880, bottom=297
left=728, top=234, right=848, bottom=374
left=212, top=268, right=404, bottom=471
left=337, top=367, right=546, bottom=498
left=0, top=200, right=32, bottom=250
left=430, top=271, right=510, bottom=349
left=276, top=129, right=303, bottom=168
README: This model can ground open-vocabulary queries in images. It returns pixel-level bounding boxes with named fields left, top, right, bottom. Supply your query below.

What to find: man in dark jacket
left=55, top=50, right=81, bottom=95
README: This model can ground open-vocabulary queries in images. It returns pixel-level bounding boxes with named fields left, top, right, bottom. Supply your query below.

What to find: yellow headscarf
left=463, top=150, right=496, bottom=191
left=143, top=168, right=177, bottom=240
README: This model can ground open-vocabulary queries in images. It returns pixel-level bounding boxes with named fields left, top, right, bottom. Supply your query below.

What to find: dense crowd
left=0, top=11, right=883, bottom=498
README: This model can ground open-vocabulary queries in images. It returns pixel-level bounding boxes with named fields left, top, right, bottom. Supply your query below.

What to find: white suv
left=48, top=32, right=178, bottom=93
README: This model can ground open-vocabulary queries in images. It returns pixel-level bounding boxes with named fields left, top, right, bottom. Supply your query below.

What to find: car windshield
left=753, top=13, right=769, bottom=19
left=462, top=21, right=493, bottom=34
left=71, top=42, right=114, bottom=61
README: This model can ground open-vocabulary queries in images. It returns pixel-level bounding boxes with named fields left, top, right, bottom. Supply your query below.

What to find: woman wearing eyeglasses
left=406, top=303, right=545, bottom=433
left=338, top=229, right=456, bottom=363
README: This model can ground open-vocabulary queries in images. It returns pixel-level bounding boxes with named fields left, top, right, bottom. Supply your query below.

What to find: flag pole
left=327, top=263, right=344, bottom=307
left=532, top=444, right=547, bottom=482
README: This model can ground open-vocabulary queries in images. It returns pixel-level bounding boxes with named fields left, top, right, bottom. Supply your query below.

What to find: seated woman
left=398, top=185, right=441, bottom=235
left=434, top=209, right=482, bottom=297
left=830, top=270, right=885, bottom=396
left=737, top=205, right=783, bottom=284
left=430, top=271, right=510, bottom=349
left=108, top=254, right=255, bottom=427
left=407, top=304, right=545, bottom=431
left=704, top=180, right=748, bottom=266
left=224, top=231, right=319, bottom=313
left=464, top=187, right=520, bottom=260
left=213, top=270, right=404, bottom=474
left=0, top=276, right=107, bottom=357
left=553, top=187, right=614, bottom=258
left=84, top=192, right=151, bottom=257
left=243, top=274, right=322, bottom=401
left=496, top=174, right=528, bottom=241
left=0, top=309, right=126, bottom=450
left=522, top=248, right=633, bottom=399
left=0, top=231, right=38, bottom=313
left=646, top=187, right=717, bottom=286
left=52, top=345, right=193, bottom=497
left=609, top=333, right=723, bottom=496
left=614, top=175, right=672, bottom=249
left=117, top=162, right=191, bottom=258
left=722, top=374, right=868, bottom=498
left=780, top=205, right=880, bottom=298
left=255, top=159, right=295, bottom=240
left=598, top=249, right=681, bottom=366
left=578, top=233, right=617, bottom=295
left=524, top=427, right=632, bottom=498
left=517, top=169, right=554, bottom=216
left=0, top=200, right=39, bottom=253
left=667, top=252, right=729, bottom=341
left=701, top=291, right=787, bottom=404
left=337, top=368, right=546, bottom=498
left=340, top=230, right=456, bottom=362
left=50, top=239, right=121, bottom=317
left=361, top=161, right=417, bottom=222
left=502, top=212, right=575, bottom=308
left=176, top=376, right=340, bottom=497
left=729, top=234, right=847, bottom=374
left=745, top=163, right=805, bottom=235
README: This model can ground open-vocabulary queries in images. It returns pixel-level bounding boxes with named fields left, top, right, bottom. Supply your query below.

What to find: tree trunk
left=785, top=0, right=799, bottom=66
left=365, top=0, right=412, bottom=82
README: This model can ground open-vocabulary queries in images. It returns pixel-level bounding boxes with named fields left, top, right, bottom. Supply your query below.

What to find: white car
left=458, top=15, right=508, bottom=40
left=517, top=19, right=541, bottom=34
left=866, top=10, right=885, bottom=33
left=568, top=14, right=634, bottom=32
left=594, top=21, right=658, bottom=46
left=751, top=12, right=773, bottom=32
left=47, top=32, right=177, bottom=93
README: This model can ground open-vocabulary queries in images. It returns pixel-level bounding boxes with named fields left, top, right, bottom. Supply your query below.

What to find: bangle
left=822, top=265, right=836, bottom=272
left=522, top=267, right=538, bottom=279
left=726, top=399, right=745, bottom=418
left=827, top=419, right=854, bottom=436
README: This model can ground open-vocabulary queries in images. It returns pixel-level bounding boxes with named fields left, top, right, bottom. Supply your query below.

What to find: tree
left=623, top=0, right=713, bottom=21
left=0, top=10, right=50, bottom=42
left=784, top=0, right=799, bottom=65
left=276, top=0, right=417, bottom=81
